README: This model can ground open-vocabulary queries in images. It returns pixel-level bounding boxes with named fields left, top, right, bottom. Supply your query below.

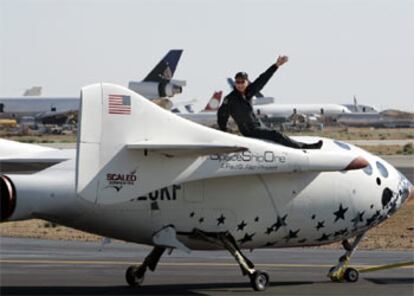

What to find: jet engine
left=128, top=80, right=185, bottom=100
left=0, top=175, right=16, bottom=222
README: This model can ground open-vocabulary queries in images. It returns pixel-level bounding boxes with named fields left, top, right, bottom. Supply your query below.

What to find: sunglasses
left=235, top=80, right=246, bottom=85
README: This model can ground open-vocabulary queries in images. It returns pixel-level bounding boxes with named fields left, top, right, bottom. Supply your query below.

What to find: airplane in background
left=0, top=50, right=186, bottom=124
left=174, top=91, right=223, bottom=127
left=342, top=96, right=378, bottom=114
left=226, top=78, right=352, bottom=125
left=23, top=86, right=42, bottom=96
left=0, top=82, right=412, bottom=291
left=128, top=49, right=186, bottom=100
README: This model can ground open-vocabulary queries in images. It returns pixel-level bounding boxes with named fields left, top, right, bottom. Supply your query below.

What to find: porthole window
left=334, top=140, right=351, bottom=150
left=363, top=163, right=373, bottom=175
left=376, top=161, right=389, bottom=178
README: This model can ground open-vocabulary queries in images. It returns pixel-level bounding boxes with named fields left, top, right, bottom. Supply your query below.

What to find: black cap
left=235, top=72, right=248, bottom=80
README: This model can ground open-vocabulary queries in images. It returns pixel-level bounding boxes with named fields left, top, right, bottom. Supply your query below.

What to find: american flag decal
left=108, top=94, right=131, bottom=115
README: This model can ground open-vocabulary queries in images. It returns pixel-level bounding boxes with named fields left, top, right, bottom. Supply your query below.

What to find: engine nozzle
left=0, top=175, right=16, bottom=222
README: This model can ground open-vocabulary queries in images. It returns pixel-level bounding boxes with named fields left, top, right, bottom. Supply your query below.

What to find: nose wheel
left=328, top=233, right=364, bottom=283
left=343, top=267, right=359, bottom=282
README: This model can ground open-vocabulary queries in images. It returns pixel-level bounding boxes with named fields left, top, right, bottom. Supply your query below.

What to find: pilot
left=217, top=55, right=323, bottom=149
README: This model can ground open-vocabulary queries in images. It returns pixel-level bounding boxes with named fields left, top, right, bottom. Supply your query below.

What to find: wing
left=0, top=139, right=73, bottom=173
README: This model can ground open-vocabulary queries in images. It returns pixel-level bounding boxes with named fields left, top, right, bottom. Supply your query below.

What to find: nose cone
left=345, top=156, right=369, bottom=171
left=408, top=186, right=414, bottom=203
left=397, top=173, right=413, bottom=205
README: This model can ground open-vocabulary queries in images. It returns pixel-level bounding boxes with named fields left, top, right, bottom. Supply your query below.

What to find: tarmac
left=0, top=237, right=413, bottom=296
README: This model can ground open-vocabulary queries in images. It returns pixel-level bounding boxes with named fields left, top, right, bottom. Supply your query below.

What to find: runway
left=1, top=238, right=413, bottom=295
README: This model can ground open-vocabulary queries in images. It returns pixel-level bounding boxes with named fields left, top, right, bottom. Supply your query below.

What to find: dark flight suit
left=217, top=64, right=318, bottom=149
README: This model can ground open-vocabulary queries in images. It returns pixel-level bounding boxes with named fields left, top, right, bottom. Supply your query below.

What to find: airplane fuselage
left=0, top=97, right=79, bottom=119
left=254, top=103, right=351, bottom=118
left=5, top=137, right=411, bottom=251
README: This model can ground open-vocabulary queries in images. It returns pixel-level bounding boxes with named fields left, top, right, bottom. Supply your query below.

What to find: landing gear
left=249, top=270, right=270, bottom=291
left=126, top=265, right=146, bottom=287
left=343, top=267, right=359, bottom=282
left=328, top=233, right=365, bottom=282
left=125, top=246, right=166, bottom=287
left=194, top=230, right=270, bottom=291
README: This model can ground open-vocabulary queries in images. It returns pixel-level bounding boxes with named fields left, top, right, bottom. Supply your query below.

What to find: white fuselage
left=5, top=136, right=411, bottom=250
left=0, top=97, right=79, bottom=119
left=254, top=103, right=351, bottom=118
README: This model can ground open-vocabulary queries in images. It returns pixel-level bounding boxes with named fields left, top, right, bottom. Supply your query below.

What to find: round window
left=363, top=163, right=373, bottom=175
left=376, top=161, right=389, bottom=178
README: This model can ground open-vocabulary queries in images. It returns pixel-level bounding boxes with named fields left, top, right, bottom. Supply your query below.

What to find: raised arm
left=247, top=55, right=288, bottom=97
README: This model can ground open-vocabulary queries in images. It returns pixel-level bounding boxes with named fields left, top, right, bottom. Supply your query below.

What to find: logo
left=104, top=171, right=137, bottom=192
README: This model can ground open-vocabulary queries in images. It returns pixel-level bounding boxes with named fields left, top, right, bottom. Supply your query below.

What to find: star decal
left=333, top=204, right=348, bottom=222
left=316, top=220, right=325, bottom=231
left=237, top=220, right=247, bottom=231
left=198, top=217, right=204, bottom=223
left=316, top=233, right=331, bottom=242
left=351, top=211, right=364, bottom=225
left=334, top=228, right=348, bottom=237
left=238, top=232, right=255, bottom=244
left=189, top=212, right=195, bottom=218
left=283, top=229, right=300, bottom=242
left=272, top=214, right=288, bottom=232
left=265, top=226, right=274, bottom=235
left=217, top=214, right=226, bottom=226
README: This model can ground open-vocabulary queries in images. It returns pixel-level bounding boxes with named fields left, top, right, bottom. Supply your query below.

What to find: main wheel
left=125, top=265, right=146, bottom=287
left=249, top=270, right=270, bottom=291
left=344, top=267, right=359, bottom=283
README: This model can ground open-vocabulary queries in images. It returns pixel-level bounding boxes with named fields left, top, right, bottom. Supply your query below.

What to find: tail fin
left=76, top=83, right=244, bottom=204
left=23, top=86, right=42, bottom=96
left=143, top=50, right=183, bottom=82
left=202, top=91, right=222, bottom=112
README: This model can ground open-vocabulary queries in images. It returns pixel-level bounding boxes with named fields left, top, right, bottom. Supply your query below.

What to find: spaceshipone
left=0, top=83, right=412, bottom=291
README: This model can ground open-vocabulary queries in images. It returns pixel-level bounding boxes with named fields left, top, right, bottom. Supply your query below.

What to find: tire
left=344, top=267, right=359, bottom=283
left=125, top=265, right=145, bottom=287
left=250, top=271, right=270, bottom=291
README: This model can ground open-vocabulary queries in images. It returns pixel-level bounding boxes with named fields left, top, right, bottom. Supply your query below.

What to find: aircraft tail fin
left=76, top=83, right=244, bottom=204
left=23, top=86, right=42, bottom=96
left=143, top=50, right=183, bottom=82
left=201, top=91, right=222, bottom=112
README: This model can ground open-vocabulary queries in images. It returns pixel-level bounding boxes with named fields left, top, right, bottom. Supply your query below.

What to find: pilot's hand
left=276, top=55, right=289, bottom=67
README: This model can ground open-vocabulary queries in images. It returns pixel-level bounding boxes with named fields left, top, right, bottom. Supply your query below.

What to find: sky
left=1, top=0, right=413, bottom=111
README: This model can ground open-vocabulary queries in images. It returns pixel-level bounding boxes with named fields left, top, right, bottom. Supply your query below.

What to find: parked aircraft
left=23, top=86, right=42, bottom=96
left=226, top=78, right=351, bottom=123
left=337, top=110, right=414, bottom=128
left=342, top=96, right=378, bottom=114
left=0, top=83, right=412, bottom=291
left=175, top=91, right=223, bottom=126
left=0, top=50, right=185, bottom=123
